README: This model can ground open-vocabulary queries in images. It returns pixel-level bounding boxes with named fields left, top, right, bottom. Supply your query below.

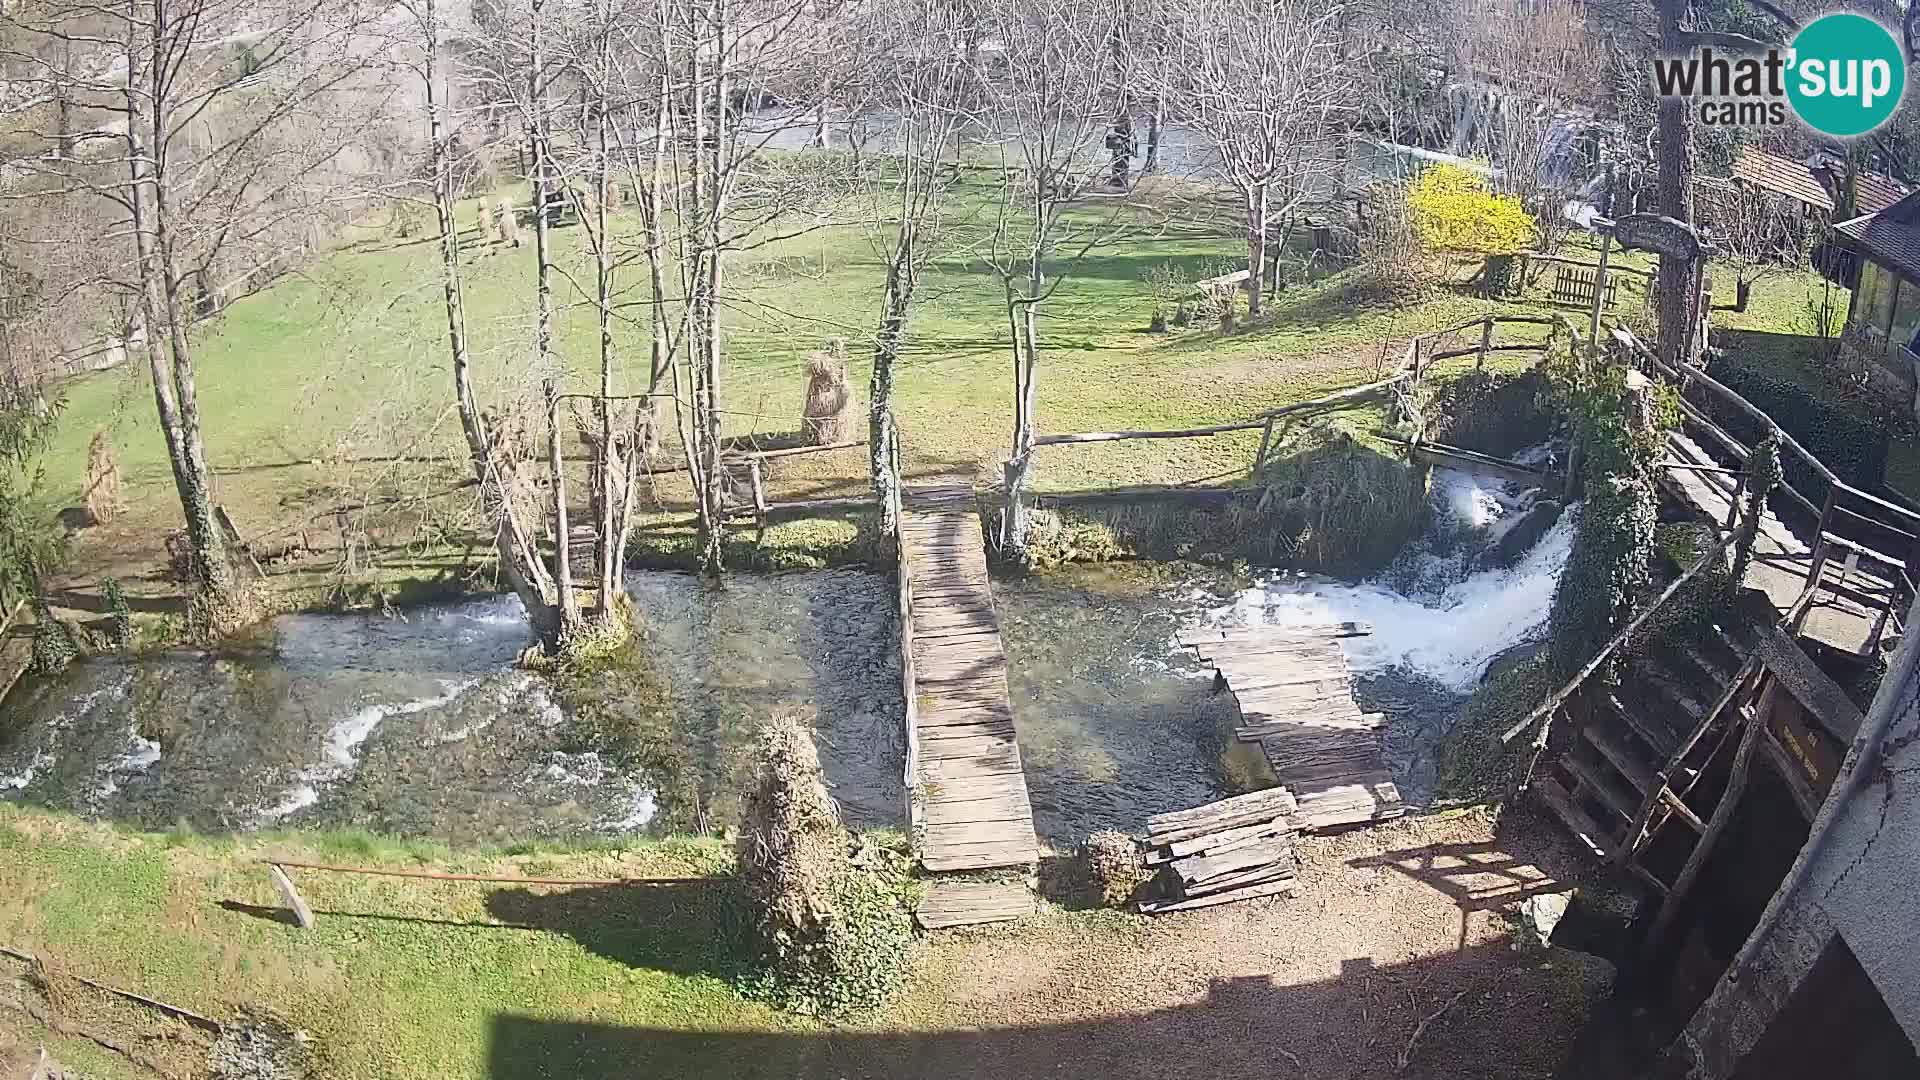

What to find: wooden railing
left=1030, top=313, right=1578, bottom=479
left=1619, top=330, right=1919, bottom=654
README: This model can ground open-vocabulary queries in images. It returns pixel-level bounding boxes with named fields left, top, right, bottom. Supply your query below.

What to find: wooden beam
left=1637, top=687, right=1775, bottom=966
left=1754, top=623, right=1866, bottom=742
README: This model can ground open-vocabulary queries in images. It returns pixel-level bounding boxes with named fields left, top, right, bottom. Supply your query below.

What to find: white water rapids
left=1200, top=464, right=1575, bottom=693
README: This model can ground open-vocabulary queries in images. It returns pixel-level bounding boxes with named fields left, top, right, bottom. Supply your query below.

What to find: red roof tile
left=1731, top=147, right=1834, bottom=211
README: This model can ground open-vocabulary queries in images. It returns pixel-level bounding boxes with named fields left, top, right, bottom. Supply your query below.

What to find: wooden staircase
left=1534, top=610, right=1766, bottom=892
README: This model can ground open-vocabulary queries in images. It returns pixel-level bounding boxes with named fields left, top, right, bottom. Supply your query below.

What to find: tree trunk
left=1143, top=85, right=1163, bottom=174
left=122, top=6, right=233, bottom=605
left=1246, top=183, right=1269, bottom=318
left=423, top=0, right=559, bottom=645
left=528, top=0, right=580, bottom=636
left=870, top=229, right=914, bottom=539
left=1654, top=0, right=1696, bottom=369
left=1001, top=245, right=1043, bottom=560
left=592, top=82, right=620, bottom=619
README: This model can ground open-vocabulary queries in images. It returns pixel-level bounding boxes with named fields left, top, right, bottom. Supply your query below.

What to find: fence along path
left=897, top=480, right=1039, bottom=878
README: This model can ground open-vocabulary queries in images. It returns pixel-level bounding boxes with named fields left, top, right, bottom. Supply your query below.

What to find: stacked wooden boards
left=1138, top=788, right=1300, bottom=913
left=1178, top=623, right=1405, bottom=830
left=899, top=481, right=1040, bottom=879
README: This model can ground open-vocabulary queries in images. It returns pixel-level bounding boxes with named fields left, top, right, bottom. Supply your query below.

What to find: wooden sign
left=1769, top=688, right=1844, bottom=799
left=1612, top=213, right=1706, bottom=259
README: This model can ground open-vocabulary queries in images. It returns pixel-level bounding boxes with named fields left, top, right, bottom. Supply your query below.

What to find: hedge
left=1703, top=355, right=1888, bottom=501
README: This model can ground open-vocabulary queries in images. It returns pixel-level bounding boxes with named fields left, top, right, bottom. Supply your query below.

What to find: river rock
left=1477, top=499, right=1563, bottom=570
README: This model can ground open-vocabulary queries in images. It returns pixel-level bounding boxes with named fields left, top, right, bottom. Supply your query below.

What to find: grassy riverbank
left=0, top=803, right=1612, bottom=1080
left=27, top=181, right=1849, bottom=613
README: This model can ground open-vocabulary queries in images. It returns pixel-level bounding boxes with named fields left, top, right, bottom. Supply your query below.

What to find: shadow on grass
left=483, top=939, right=1610, bottom=1080
left=485, top=879, right=744, bottom=978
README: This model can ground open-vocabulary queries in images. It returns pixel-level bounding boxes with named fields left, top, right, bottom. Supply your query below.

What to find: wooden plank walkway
left=899, top=481, right=1039, bottom=877
left=1661, top=432, right=1883, bottom=656
left=1178, top=623, right=1405, bottom=829
left=915, top=880, right=1035, bottom=929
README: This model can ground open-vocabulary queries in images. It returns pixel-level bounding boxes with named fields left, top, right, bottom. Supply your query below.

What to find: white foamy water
left=258, top=678, right=479, bottom=822
left=94, top=734, right=162, bottom=799
left=0, top=749, right=53, bottom=792
left=1200, top=466, right=1576, bottom=693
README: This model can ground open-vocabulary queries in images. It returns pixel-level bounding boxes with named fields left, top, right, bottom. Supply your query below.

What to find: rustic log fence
left=1617, top=329, right=1919, bottom=653
left=1028, top=313, right=1578, bottom=483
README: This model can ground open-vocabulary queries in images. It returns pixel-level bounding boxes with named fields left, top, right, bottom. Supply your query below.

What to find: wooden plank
left=1179, top=856, right=1298, bottom=897
left=1753, top=623, right=1866, bottom=742
left=1235, top=712, right=1386, bottom=738
left=1290, top=773, right=1404, bottom=830
left=924, top=819, right=1038, bottom=847
left=1161, top=818, right=1292, bottom=859
left=916, top=881, right=1034, bottom=930
left=1579, top=723, right=1655, bottom=793
left=1173, top=837, right=1295, bottom=886
left=1139, top=877, right=1298, bottom=914
left=1146, top=787, right=1298, bottom=831
left=1532, top=774, right=1613, bottom=859
left=1176, top=621, right=1371, bottom=646
left=1564, top=754, right=1637, bottom=823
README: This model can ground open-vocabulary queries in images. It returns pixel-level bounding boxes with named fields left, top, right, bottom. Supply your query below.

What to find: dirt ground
left=483, top=805, right=1611, bottom=1080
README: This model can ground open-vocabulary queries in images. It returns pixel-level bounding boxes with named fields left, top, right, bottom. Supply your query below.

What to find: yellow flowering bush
left=1406, top=164, right=1537, bottom=253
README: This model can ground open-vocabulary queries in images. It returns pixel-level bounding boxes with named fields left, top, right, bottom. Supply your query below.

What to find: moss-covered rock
left=1251, top=424, right=1432, bottom=577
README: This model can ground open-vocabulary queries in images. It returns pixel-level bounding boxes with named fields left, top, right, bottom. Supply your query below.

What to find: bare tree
left=1445, top=0, right=1598, bottom=254
left=1, top=0, right=391, bottom=626
left=404, top=0, right=566, bottom=642
left=856, top=0, right=971, bottom=538
left=973, top=0, right=1133, bottom=560
left=1696, top=174, right=1816, bottom=311
left=1154, top=0, right=1352, bottom=316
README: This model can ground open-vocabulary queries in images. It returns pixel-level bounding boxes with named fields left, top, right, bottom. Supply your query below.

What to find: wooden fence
left=1619, top=331, right=1919, bottom=654
left=1029, top=313, right=1578, bottom=481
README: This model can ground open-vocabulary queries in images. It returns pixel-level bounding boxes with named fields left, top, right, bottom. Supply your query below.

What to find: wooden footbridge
left=895, top=480, right=1039, bottom=927
left=1178, top=623, right=1406, bottom=830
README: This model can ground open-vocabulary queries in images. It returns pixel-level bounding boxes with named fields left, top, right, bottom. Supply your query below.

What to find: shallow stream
left=0, top=569, right=904, bottom=843
left=1, top=465, right=1572, bottom=847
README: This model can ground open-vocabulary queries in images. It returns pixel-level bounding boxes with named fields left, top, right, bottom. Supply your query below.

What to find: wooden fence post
left=1587, top=232, right=1613, bottom=357
left=748, top=459, right=768, bottom=529
left=268, top=863, right=315, bottom=930
left=1253, top=415, right=1277, bottom=473
left=1477, top=316, right=1492, bottom=372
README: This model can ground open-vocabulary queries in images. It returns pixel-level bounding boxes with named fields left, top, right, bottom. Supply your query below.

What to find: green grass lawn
left=35, top=184, right=1523, bottom=592
left=32, top=181, right=1865, bottom=596
left=0, top=809, right=791, bottom=1079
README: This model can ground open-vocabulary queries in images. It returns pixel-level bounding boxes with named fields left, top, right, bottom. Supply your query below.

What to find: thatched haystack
left=83, top=428, right=122, bottom=525
left=735, top=708, right=915, bottom=1017
left=800, top=339, right=853, bottom=446
left=737, top=708, right=845, bottom=947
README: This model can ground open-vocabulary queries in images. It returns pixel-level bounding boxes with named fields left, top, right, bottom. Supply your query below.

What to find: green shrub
left=1540, top=340, right=1679, bottom=678
left=101, top=577, right=133, bottom=649
left=1435, top=652, right=1556, bottom=804
left=1704, top=354, right=1887, bottom=499
left=27, top=595, right=83, bottom=676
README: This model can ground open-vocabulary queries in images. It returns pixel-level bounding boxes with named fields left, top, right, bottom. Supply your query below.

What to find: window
left=1857, top=260, right=1898, bottom=339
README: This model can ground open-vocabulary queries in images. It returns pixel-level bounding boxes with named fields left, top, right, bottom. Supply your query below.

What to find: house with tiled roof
left=1825, top=190, right=1920, bottom=410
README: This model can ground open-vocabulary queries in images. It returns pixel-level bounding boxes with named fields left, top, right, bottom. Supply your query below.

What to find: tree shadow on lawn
left=483, top=937, right=1609, bottom=1080
left=484, top=879, right=747, bottom=979
left=221, top=877, right=747, bottom=979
